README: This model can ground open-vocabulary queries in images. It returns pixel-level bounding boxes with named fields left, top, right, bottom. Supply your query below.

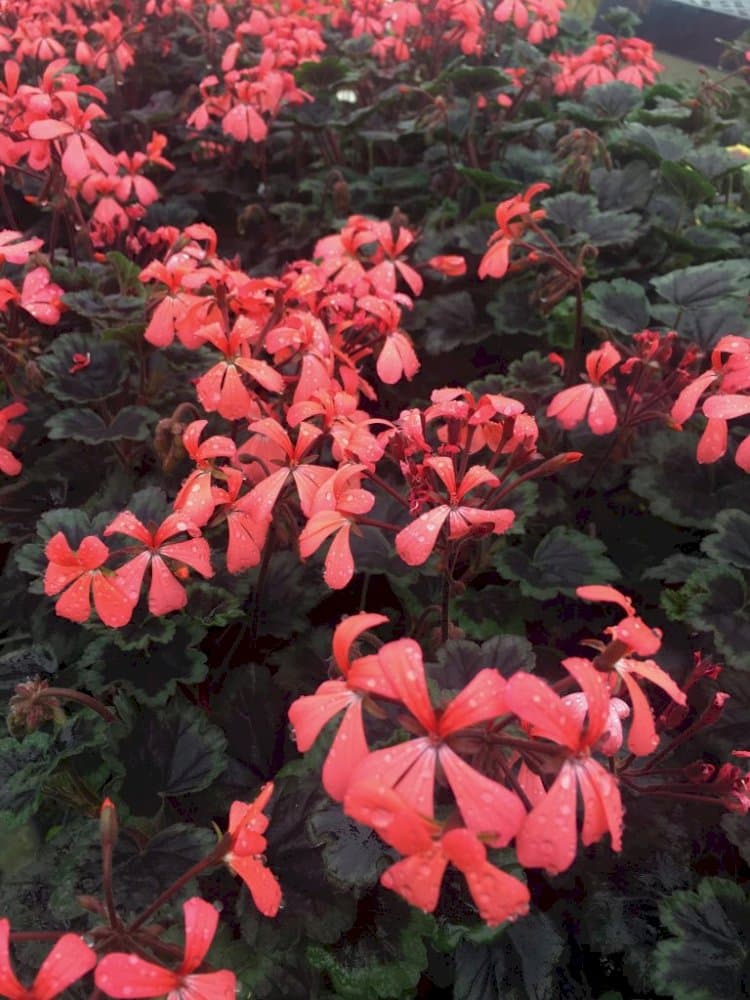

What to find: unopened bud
left=24, top=360, right=45, bottom=389
left=100, top=797, right=119, bottom=850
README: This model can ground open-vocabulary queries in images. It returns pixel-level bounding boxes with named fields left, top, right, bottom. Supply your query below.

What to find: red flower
left=44, top=533, right=132, bottom=627
left=344, top=784, right=530, bottom=926
left=0, top=402, right=26, bottom=477
left=104, top=511, right=213, bottom=616
left=288, top=613, right=393, bottom=800
left=478, top=183, right=549, bottom=280
left=0, top=920, right=96, bottom=1000
left=395, top=456, right=515, bottom=566
left=505, top=657, right=623, bottom=874
left=223, top=783, right=282, bottom=917
left=350, top=638, right=525, bottom=845
left=96, top=898, right=235, bottom=1000
left=546, top=343, right=620, bottom=435
left=298, top=464, right=375, bottom=589
left=576, top=585, right=685, bottom=753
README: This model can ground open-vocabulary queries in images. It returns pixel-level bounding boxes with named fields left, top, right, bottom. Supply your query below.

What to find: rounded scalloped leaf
left=701, top=508, right=750, bottom=571
left=654, top=878, right=750, bottom=1000
left=39, top=333, right=129, bottom=402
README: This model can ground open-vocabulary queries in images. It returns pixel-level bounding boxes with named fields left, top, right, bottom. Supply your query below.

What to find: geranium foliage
left=0, top=0, right=748, bottom=996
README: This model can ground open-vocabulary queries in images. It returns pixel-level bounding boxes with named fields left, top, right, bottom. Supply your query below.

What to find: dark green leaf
left=453, top=911, right=567, bottom=999
left=308, top=801, right=389, bottom=894
left=115, top=700, right=227, bottom=812
left=581, top=81, right=643, bottom=119
left=591, top=160, right=653, bottom=211
left=653, top=878, right=750, bottom=1000
left=431, top=635, right=535, bottom=692
left=45, top=406, right=156, bottom=444
left=77, top=624, right=208, bottom=706
left=701, top=508, right=750, bottom=569
left=651, top=260, right=750, bottom=310
left=619, top=123, right=693, bottom=162
left=0, top=645, right=57, bottom=697
left=307, top=896, right=432, bottom=999
left=38, top=333, right=129, bottom=402
left=671, top=564, right=750, bottom=671
left=263, top=772, right=356, bottom=943
left=586, top=279, right=650, bottom=334
left=630, top=431, right=749, bottom=528
left=661, top=161, right=716, bottom=204
left=416, top=291, right=480, bottom=354
left=493, top=527, right=620, bottom=599
left=212, top=665, right=288, bottom=785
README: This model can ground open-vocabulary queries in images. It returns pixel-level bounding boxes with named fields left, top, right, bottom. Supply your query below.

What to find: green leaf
left=38, top=333, right=129, bottom=402
left=45, top=819, right=216, bottom=922
left=721, top=814, right=750, bottom=866
left=0, top=716, right=108, bottom=827
left=307, top=801, right=389, bottom=894
left=586, top=279, right=650, bottom=334
left=115, top=700, right=227, bottom=813
left=701, top=509, right=750, bottom=570
left=661, top=161, right=716, bottom=205
left=493, top=527, right=620, bottom=599
left=619, top=123, right=693, bottom=162
left=630, top=431, right=749, bottom=528
left=264, top=772, right=357, bottom=943
left=45, top=406, right=157, bottom=444
left=591, top=160, right=653, bottom=211
left=653, top=878, right=750, bottom=1000
left=581, top=81, right=643, bottom=119
left=453, top=911, right=567, bottom=999
left=415, top=291, right=481, bottom=354
left=307, top=897, right=432, bottom=999
left=212, top=665, right=288, bottom=785
left=651, top=260, right=750, bottom=311
left=670, top=564, right=750, bottom=671
left=77, top=624, right=208, bottom=706
left=431, top=635, right=535, bottom=691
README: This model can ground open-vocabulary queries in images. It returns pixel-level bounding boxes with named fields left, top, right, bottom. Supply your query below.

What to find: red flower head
left=344, top=783, right=530, bottom=926
left=576, top=585, right=686, bottom=754
left=44, top=533, right=132, bottom=627
left=546, top=343, right=620, bottom=435
left=0, top=921, right=96, bottom=1000
left=96, top=898, right=235, bottom=1000
left=0, top=402, right=27, bottom=477
left=289, top=613, right=394, bottom=800
left=104, top=511, right=213, bottom=616
left=224, top=783, right=282, bottom=917
left=505, top=657, right=624, bottom=874
left=349, top=639, right=526, bottom=846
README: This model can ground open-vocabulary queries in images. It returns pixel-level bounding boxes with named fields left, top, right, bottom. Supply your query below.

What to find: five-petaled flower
left=344, top=783, right=530, bottom=925
left=44, top=533, right=132, bottom=627
left=0, top=920, right=96, bottom=1000
left=95, top=897, right=235, bottom=1000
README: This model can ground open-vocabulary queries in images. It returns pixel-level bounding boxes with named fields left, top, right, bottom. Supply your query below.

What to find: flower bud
left=100, top=797, right=119, bottom=850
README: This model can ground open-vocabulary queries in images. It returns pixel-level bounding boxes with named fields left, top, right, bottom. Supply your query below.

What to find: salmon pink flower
left=350, top=639, right=525, bottom=845
left=547, top=343, right=620, bottom=435
left=44, top=533, right=132, bottom=627
left=505, top=658, right=623, bottom=874
left=478, top=183, right=549, bottom=280
left=0, top=230, right=43, bottom=265
left=104, top=511, right=213, bottom=616
left=289, top=613, right=394, bottom=800
left=0, top=920, right=95, bottom=1000
left=425, top=255, right=467, bottom=277
left=576, top=585, right=686, bottom=753
left=224, top=784, right=282, bottom=917
left=395, top=456, right=515, bottom=566
left=0, top=402, right=26, bottom=476
left=344, top=784, right=530, bottom=926
left=95, top=898, right=235, bottom=999
left=298, top=464, right=375, bottom=589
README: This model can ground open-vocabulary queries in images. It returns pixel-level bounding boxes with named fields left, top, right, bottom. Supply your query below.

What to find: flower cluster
left=288, top=597, right=747, bottom=919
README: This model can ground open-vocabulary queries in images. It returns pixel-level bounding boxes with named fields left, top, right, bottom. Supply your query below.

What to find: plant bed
left=0, top=1, right=749, bottom=998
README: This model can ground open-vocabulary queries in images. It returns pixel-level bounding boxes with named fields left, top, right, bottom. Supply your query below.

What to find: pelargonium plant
left=0, top=0, right=749, bottom=996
